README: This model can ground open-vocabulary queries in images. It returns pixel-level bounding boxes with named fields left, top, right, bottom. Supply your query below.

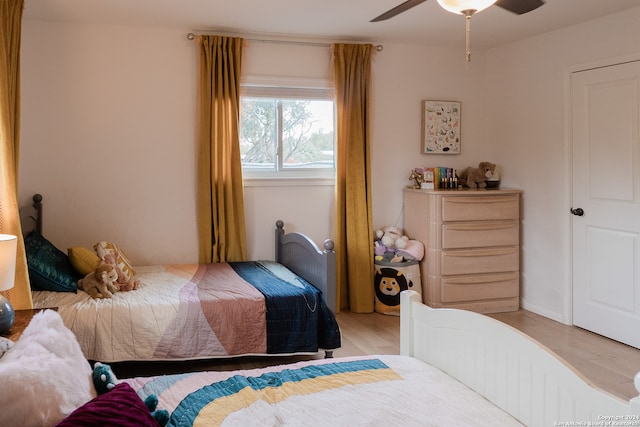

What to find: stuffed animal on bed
left=78, top=264, right=119, bottom=299
left=458, top=161, right=496, bottom=188
left=92, top=361, right=118, bottom=395
left=92, top=362, right=169, bottom=426
left=101, top=252, right=140, bottom=291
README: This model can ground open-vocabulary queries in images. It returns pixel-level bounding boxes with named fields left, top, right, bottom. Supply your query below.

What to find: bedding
left=1, top=309, right=522, bottom=427
left=32, top=261, right=340, bottom=362
left=3, top=295, right=640, bottom=426
left=123, top=355, right=524, bottom=427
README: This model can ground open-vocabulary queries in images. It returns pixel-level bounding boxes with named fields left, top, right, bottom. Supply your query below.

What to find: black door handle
left=570, top=208, right=584, bottom=216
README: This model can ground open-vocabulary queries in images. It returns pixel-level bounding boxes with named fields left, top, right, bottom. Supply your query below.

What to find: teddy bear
left=78, top=263, right=119, bottom=298
left=458, top=161, right=496, bottom=188
left=101, top=252, right=140, bottom=291
left=92, top=362, right=170, bottom=426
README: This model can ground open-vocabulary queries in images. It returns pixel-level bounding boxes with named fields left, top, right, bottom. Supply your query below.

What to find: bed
left=2, top=291, right=639, bottom=427
left=21, top=194, right=340, bottom=362
left=121, top=291, right=640, bottom=426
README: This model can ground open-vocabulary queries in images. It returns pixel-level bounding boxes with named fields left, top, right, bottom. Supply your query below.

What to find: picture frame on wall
left=422, top=100, right=461, bottom=154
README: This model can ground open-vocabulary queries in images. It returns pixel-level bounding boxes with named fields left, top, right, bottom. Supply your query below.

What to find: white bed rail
left=400, top=290, right=640, bottom=426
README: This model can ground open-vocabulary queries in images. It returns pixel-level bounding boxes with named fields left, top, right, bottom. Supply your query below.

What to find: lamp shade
left=0, top=234, right=17, bottom=292
left=436, top=0, right=497, bottom=14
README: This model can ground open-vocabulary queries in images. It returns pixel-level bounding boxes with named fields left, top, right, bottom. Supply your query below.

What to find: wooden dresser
left=404, top=188, right=522, bottom=313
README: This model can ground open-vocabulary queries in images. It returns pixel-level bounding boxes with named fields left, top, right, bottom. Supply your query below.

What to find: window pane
left=240, top=98, right=277, bottom=170
left=282, top=99, right=334, bottom=169
left=240, top=91, right=335, bottom=174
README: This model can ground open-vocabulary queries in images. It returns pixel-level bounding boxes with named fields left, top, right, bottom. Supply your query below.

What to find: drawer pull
left=444, top=197, right=516, bottom=205
left=444, top=272, right=517, bottom=285
left=445, top=222, right=516, bottom=232
left=446, top=248, right=516, bottom=257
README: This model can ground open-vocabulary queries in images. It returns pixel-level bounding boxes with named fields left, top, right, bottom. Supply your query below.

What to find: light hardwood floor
left=114, top=308, right=640, bottom=402
left=488, top=309, right=640, bottom=401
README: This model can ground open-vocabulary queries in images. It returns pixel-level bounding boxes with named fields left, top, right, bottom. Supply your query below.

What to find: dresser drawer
left=440, top=272, right=519, bottom=303
left=441, top=247, right=519, bottom=275
left=441, top=220, right=519, bottom=249
left=441, top=195, right=519, bottom=221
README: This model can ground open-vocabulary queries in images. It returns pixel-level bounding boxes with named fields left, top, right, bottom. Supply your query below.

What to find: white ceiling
left=22, top=0, right=640, bottom=49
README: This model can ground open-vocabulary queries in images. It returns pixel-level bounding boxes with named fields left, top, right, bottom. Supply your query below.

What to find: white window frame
left=240, top=78, right=336, bottom=187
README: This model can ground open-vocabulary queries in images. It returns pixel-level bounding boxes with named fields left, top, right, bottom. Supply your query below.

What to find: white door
left=571, top=60, right=640, bottom=349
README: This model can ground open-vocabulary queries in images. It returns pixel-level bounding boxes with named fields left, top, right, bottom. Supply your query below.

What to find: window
left=239, top=86, right=335, bottom=179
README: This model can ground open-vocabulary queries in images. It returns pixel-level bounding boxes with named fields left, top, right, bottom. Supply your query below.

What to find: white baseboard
left=519, top=298, right=568, bottom=325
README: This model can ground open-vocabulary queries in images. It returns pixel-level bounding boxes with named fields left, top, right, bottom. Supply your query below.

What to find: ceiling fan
left=371, top=0, right=545, bottom=63
left=371, top=0, right=545, bottom=22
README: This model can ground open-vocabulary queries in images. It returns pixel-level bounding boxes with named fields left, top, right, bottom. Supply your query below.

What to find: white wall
left=371, top=43, right=490, bottom=230
left=19, top=7, right=640, bottom=322
left=484, top=7, right=640, bottom=322
left=19, top=20, right=485, bottom=265
left=20, top=22, right=199, bottom=266
left=18, top=23, right=337, bottom=264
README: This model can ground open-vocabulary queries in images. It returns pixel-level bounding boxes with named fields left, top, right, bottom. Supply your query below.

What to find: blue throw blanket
left=229, top=262, right=341, bottom=353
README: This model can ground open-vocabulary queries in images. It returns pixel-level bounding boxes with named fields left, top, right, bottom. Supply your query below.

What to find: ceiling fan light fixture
left=435, top=0, right=497, bottom=65
left=436, top=0, right=497, bottom=15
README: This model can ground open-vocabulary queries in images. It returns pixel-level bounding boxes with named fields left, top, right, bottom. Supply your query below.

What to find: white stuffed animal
left=376, top=226, right=409, bottom=250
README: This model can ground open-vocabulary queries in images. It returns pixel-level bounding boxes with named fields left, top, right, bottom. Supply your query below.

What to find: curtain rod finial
left=187, top=33, right=195, bottom=40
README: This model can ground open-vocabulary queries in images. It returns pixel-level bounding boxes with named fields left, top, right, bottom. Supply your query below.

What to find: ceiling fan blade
left=495, top=0, right=545, bottom=15
left=371, top=0, right=427, bottom=22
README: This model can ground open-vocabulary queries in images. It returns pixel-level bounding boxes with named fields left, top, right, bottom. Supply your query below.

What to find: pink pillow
left=56, top=383, right=161, bottom=427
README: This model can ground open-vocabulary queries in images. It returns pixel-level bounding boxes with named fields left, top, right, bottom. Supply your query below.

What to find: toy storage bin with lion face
left=373, top=260, right=422, bottom=315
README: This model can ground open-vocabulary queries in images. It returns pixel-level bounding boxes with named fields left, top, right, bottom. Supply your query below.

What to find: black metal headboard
left=19, top=193, right=42, bottom=236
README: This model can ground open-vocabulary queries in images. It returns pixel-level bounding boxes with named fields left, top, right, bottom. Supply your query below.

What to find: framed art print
left=422, top=100, right=461, bottom=154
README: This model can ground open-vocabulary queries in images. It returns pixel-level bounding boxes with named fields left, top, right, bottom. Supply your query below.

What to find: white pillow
left=0, top=309, right=96, bottom=426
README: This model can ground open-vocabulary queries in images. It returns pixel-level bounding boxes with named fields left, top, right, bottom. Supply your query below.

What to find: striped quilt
left=124, top=355, right=524, bottom=427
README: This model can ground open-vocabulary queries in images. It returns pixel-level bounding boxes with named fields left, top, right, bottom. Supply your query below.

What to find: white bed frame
left=400, top=290, right=640, bottom=426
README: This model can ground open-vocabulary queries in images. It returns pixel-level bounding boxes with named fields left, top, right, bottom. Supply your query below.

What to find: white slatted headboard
left=400, top=290, right=640, bottom=426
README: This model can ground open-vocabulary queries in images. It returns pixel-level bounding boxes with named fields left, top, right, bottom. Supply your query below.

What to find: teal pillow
left=25, top=233, right=80, bottom=292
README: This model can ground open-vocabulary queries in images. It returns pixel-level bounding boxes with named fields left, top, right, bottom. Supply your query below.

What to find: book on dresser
left=403, top=188, right=522, bottom=313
